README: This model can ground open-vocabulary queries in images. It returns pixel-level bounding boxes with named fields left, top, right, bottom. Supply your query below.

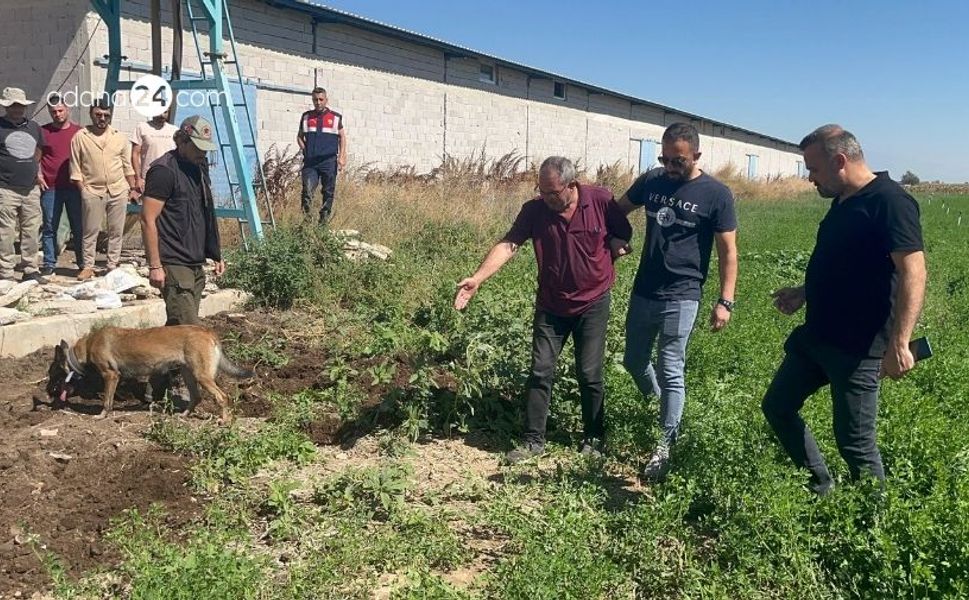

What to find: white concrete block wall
left=0, top=0, right=92, bottom=125
left=27, top=0, right=804, bottom=180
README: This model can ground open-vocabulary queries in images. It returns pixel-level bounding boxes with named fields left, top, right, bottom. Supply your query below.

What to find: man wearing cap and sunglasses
left=615, top=122, right=739, bottom=481
left=141, top=115, right=225, bottom=404
left=0, top=87, right=47, bottom=284
left=141, top=115, right=224, bottom=326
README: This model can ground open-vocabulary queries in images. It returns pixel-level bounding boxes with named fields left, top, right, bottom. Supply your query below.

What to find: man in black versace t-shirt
left=762, top=124, right=926, bottom=495
left=617, top=123, right=739, bottom=480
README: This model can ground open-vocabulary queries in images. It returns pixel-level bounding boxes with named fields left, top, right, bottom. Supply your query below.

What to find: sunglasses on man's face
left=658, top=156, right=691, bottom=168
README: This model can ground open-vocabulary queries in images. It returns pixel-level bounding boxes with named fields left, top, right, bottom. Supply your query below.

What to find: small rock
left=227, top=313, right=247, bottom=321
left=39, top=429, right=58, bottom=437
left=0, top=307, right=29, bottom=325
left=0, top=280, right=37, bottom=307
left=335, top=452, right=348, bottom=460
left=129, top=285, right=160, bottom=298
left=119, top=293, right=137, bottom=301
left=48, top=452, right=73, bottom=462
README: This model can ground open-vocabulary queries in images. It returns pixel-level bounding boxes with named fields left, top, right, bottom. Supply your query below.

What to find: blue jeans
left=623, top=295, right=699, bottom=446
left=41, top=187, right=84, bottom=269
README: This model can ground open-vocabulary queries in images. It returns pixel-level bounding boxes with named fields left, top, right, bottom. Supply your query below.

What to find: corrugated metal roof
left=264, top=0, right=799, bottom=149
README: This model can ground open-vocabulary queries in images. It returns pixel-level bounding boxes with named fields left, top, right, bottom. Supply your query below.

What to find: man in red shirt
left=454, top=156, right=633, bottom=463
left=38, top=94, right=83, bottom=275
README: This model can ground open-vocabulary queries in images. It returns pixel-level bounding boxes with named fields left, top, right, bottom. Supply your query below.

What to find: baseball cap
left=179, top=115, right=217, bottom=152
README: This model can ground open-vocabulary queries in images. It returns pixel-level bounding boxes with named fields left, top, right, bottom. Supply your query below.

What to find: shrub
left=222, top=225, right=343, bottom=308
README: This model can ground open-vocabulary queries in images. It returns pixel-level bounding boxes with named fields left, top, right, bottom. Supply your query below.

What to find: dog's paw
left=94, top=412, right=108, bottom=420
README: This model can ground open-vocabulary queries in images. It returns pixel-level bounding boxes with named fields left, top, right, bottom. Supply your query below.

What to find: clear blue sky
left=323, top=0, right=968, bottom=182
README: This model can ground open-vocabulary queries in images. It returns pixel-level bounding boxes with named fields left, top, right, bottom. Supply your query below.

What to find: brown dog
left=47, top=325, right=254, bottom=422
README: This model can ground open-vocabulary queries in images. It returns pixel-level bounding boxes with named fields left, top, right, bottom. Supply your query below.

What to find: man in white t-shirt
left=127, top=109, right=178, bottom=240
left=131, top=109, right=178, bottom=190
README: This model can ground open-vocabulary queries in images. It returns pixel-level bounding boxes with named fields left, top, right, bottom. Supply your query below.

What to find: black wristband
left=717, top=297, right=735, bottom=312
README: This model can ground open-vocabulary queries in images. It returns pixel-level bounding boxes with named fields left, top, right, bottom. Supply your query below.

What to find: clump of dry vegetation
left=243, top=149, right=814, bottom=247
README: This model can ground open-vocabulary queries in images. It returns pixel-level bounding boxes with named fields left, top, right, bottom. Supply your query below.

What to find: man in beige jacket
left=69, top=98, right=137, bottom=280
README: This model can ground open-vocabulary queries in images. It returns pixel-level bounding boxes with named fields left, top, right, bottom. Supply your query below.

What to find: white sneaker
left=641, top=445, right=671, bottom=482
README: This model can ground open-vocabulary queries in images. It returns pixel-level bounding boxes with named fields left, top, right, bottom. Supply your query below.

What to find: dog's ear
left=55, top=342, right=66, bottom=360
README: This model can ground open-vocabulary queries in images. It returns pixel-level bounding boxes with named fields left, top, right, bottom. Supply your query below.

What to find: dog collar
left=65, top=347, right=85, bottom=378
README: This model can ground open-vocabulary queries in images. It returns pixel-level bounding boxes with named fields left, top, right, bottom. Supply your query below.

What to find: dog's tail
left=218, top=351, right=255, bottom=380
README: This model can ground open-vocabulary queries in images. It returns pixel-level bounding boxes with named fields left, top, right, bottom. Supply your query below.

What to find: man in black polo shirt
left=297, top=87, right=347, bottom=224
left=762, top=124, right=926, bottom=495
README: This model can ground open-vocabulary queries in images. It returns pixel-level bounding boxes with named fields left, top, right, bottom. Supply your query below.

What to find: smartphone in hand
left=909, top=337, right=933, bottom=362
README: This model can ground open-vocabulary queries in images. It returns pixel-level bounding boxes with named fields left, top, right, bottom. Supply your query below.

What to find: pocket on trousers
left=167, top=266, right=198, bottom=292
left=662, top=301, right=697, bottom=337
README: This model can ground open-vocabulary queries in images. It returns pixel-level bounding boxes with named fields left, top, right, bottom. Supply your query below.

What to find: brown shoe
left=77, top=268, right=95, bottom=281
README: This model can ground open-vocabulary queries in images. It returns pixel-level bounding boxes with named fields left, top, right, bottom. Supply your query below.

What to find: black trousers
left=300, top=157, right=338, bottom=221
left=761, top=325, right=884, bottom=493
left=525, top=292, right=610, bottom=445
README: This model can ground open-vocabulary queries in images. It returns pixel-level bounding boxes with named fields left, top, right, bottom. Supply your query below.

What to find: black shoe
left=40, top=266, right=55, bottom=276
left=579, top=437, right=604, bottom=459
left=22, top=272, right=49, bottom=284
left=505, top=442, right=545, bottom=465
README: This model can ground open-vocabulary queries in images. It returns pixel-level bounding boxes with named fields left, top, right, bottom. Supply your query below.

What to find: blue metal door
left=639, top=139, right=659, bottom=174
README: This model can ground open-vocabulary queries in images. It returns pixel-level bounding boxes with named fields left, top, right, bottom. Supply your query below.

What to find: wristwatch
left=717, top=297, right=735, bottom=312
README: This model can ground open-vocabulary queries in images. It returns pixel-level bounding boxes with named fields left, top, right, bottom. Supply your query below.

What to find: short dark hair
left=311, top=87, right=327, bottom=95
left=799, top=124, right=864, bottom=161
left=662, top=122, right=699, bottom=152
left=90, top=94, right=113, bottom=111
left=47, top=93, right=63, bottom=107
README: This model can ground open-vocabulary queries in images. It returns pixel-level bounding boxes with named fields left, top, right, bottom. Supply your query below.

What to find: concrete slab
left=0, top=289, right=250, bottom=358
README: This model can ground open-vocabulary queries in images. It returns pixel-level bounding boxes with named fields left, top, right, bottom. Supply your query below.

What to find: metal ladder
left=183, top=0, right=275, bottom=245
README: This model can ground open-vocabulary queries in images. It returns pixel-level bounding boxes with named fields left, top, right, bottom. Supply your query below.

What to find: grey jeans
left=623, top=295, right=700, bottom=446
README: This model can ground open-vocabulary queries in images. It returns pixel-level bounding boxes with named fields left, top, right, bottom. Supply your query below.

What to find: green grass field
left=50, top=191, right=969, bottom=599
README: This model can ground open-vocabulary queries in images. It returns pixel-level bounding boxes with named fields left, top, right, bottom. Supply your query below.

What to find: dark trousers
left=525, top=292, right=610, bottom=445
left=148, top=264, right=206, bottom=403
left=761, top=325, right=884, bottom=493
left=300, top=157, right=338, bottom=222
left=40, top=188, right=83, bottom=269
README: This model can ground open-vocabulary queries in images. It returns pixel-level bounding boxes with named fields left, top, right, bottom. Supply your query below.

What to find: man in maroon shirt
left=454, top=156, right=633, bottom=463
left=38, top=94, right=83, bottom=275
